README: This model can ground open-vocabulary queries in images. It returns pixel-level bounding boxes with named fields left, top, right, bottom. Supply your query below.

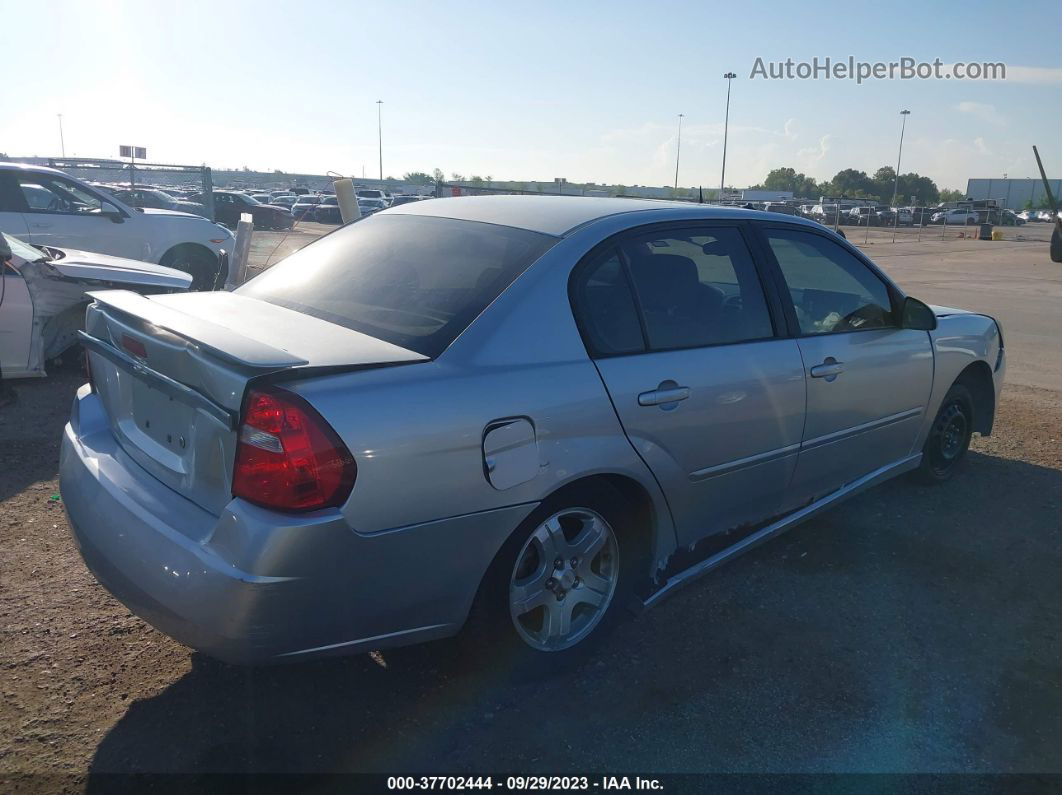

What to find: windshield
left=2, top=232, right=47, bottom=262
left=237, top=214, right=555, bottom=357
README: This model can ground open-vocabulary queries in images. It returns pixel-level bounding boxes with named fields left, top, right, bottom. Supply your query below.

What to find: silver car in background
left=60, top=196, right=1004, bottom=671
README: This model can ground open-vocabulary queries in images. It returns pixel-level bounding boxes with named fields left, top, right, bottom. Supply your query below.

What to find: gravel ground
left=1, top=373, right=1060, bottom=782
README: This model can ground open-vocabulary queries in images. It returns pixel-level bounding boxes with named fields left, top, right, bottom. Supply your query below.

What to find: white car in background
left=930, top=208, right=979, bottom=226
left=357, top=198, right=388, bottom=215
left=0, top=163, right=234, bottom=289
left=355, top=188, right=391, bottom=206
left=0, top=232, right=191, bottom=378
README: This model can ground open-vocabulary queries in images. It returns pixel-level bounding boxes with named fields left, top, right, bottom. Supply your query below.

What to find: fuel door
left=483, top=418, right=539, bottom=490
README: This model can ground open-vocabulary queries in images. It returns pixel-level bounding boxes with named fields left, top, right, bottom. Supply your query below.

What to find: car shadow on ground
left=86, top=449, right=1062, bottom=778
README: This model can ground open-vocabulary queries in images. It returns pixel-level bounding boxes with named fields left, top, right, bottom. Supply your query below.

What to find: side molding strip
left=642, top=453, right=922, bottom=609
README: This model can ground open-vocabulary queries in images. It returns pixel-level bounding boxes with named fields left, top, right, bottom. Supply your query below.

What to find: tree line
left=750, top=166, right=964, bottom=205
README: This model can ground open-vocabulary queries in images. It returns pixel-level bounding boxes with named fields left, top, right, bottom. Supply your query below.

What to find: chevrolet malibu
left=61, top=196, right=1005, bottom=671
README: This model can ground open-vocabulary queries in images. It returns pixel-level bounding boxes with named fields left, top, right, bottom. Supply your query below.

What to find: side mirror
left=901, top=296, right=937, bottom=331
left=100, top=202, right=125, bottom=223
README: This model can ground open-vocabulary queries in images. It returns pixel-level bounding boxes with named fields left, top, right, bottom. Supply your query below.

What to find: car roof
left=0, top=162, right=68, bottom=175
left=386, top=194, right=819, bottom=237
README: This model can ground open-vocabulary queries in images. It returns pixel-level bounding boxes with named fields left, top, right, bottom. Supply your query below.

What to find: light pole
left=376, top=100, right=383, bottom=181
left=674, top=113, right=684, bottom=191
left=891, top=110, right=911, bottom=206
left=57, top=114, right=65, bottom=157
left=720, top=72, right=736, bottom=195
left=891, top=110, right=911, bottom=242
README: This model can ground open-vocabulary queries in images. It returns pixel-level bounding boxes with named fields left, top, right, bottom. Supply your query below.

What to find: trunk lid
left=82, top=290, right=427, bottom=518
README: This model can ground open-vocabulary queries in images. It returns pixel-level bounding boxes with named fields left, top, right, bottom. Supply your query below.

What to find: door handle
left=638, top=385, right=690, bottom=407
left=30, top=222, right=53, bottom=229
left=810, top=359, right=845, bottom=379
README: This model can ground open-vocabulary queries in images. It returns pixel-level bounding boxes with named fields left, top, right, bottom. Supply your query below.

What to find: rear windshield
left=238, top=214, right=556, bottom=357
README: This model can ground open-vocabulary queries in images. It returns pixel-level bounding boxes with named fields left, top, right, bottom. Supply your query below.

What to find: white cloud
left=955, top=101, right=1005, bottom=126
left=797, top=134, right=832, bottom=164
left=1001, top=65, right=1062, bottom=85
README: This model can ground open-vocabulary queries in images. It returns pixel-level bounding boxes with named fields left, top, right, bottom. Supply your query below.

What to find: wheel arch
left=954, top=359, right=996, bottom=436
left=159, top=242, right=223, bottom=290
left=537, top=473, right=662, bottom=583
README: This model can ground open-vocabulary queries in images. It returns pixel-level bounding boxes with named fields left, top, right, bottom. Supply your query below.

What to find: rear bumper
left=60, top=386, right=533, bottom=664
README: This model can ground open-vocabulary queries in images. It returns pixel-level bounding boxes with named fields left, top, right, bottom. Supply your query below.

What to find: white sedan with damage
left=0, top=232, right=191, bottom=379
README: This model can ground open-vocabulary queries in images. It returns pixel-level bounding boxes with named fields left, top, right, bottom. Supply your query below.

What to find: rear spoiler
left=86, top=290, right=308, bottom=369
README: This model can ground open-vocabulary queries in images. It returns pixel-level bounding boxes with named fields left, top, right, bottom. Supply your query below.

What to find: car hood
left=928, top=304, right=975, bottom=318
left=47, top=247, right=193, bottom=289
left=139, top=207, right=206, bottom=220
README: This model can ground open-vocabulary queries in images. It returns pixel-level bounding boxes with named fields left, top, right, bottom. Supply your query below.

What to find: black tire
left=161, top=245, right=220, bottom=291
left=913, top=383, right=974, bottom=484
left=460, top=481, right=644, bottom=680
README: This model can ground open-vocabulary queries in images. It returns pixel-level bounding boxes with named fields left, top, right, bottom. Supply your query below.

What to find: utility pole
left=674, top=113, right=684, bottom=191
left=720, top=72, right=736, bottom=194
left=376, top=100, right=384, bottom=181
left=57, top=114, right=66, bottom=157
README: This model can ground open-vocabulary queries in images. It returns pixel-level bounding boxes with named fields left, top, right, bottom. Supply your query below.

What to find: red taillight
left=232, top=388, right=356, bottom=512
left=121, top=334, right=147, bottom=359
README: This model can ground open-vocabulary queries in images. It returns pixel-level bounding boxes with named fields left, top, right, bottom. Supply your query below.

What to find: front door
left=13, top=172, right=139, bottom=258
left=570, top=224, right=806, bottom=546
left=758, top=226, right=934, bottom=501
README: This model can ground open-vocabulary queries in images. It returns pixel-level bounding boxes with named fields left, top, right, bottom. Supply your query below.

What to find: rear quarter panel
left=286, top=229, right=680, bottom=572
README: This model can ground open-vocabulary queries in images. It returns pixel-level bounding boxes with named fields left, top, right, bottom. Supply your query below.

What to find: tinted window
left=620, top=227, right=774, bottom=350
left=570, top=249, right=644, bottom=356
left=238, top=214, right=555, bottom=357
left=765, top=228, right=895, bottom=335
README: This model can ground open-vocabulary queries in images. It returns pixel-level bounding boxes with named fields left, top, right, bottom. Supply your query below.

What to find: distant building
left=966, top=178, right=1062, bottom=209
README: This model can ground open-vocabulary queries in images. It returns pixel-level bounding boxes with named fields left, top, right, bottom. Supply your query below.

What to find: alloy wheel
left=508, top=508, right=619, bottom=652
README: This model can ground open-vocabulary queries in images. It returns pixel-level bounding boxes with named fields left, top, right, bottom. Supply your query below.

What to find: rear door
left=756, top=225, right=933, bottom=501
left=571, top=223, right=806, bottom=546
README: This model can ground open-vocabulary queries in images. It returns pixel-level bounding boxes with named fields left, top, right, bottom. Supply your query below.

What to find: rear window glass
left=238, top=214, right=556, bottom=357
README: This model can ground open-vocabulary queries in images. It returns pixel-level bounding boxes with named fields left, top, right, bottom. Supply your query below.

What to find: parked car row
left=1018, top=209, right=1062, bottom=222
left=799, top=203, right=1025, bottom=228
left=291, top=192, right=427, bottom=224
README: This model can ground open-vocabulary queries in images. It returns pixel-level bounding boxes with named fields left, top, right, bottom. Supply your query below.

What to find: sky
left=3, top=0, right=1060, bottom=191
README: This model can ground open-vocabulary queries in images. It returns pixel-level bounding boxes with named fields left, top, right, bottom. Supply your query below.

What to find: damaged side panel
left=10, top=261, right=186, bottom=378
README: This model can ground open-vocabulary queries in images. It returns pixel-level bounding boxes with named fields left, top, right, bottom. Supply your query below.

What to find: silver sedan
left=61, top=196, right=1004, bottom=672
